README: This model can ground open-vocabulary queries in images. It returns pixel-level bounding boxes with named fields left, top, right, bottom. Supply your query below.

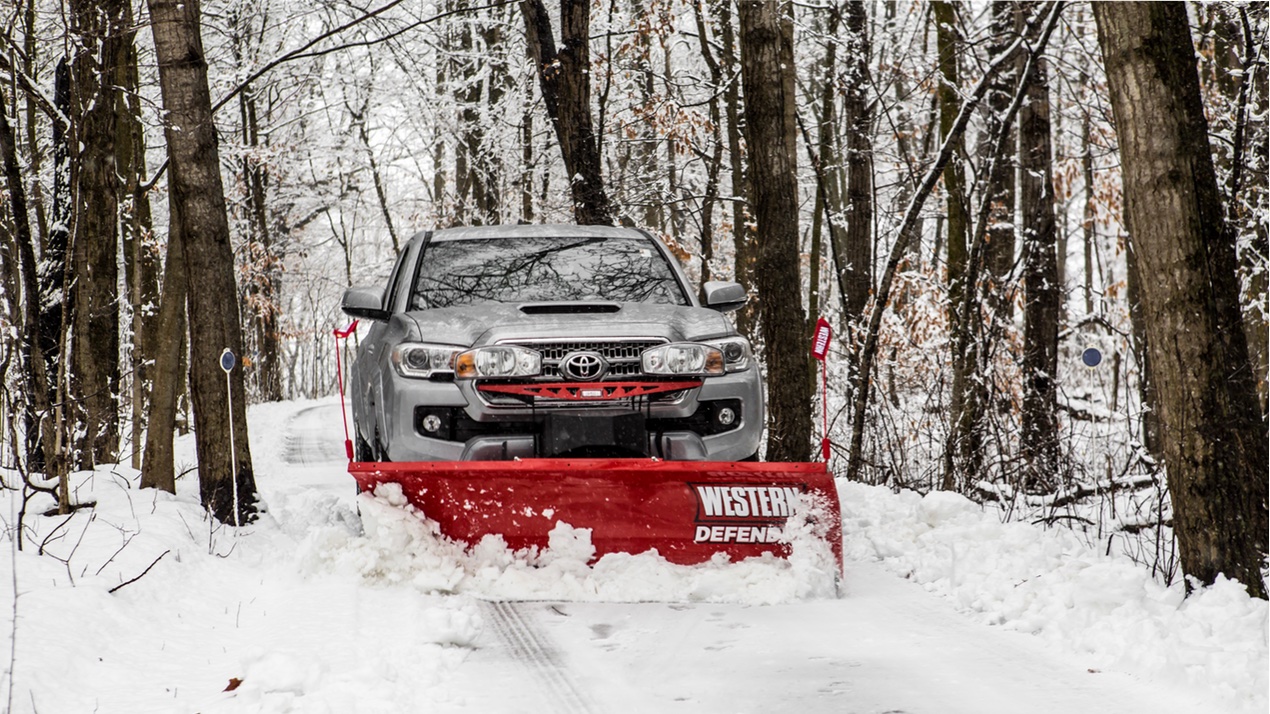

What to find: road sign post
left=219, top=348, right=240, bottom=527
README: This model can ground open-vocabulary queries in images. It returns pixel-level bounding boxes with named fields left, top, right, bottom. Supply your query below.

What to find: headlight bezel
left=455, top=345, right=543, bottom=379
left=391, top=343, right=463, bottom=379
left=705, top=336, right=753, bottom=373
left=640, top=342, right=726, bottom=377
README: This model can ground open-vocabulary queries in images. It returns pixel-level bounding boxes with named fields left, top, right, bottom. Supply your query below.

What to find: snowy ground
left=2, top=397, right=1265, bottom=713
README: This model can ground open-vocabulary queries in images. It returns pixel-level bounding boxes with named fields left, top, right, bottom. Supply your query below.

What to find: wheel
left=354, top=434, right=374, bottom=463
left=739, top=450, right=760, bottom=462
left=373, top=432, right=391, bottom=462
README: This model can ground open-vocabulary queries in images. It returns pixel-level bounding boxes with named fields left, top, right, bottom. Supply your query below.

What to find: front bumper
left=376, top=364, right=764, bottom=463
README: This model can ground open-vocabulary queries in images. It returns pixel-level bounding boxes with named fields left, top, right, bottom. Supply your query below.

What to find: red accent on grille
left=477, top=380, right=703, bottom=401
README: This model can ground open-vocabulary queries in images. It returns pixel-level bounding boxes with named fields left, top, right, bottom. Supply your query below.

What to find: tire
left=354, top=434, right=374, bottom=463
left=373, top=433, right=391, bottom=463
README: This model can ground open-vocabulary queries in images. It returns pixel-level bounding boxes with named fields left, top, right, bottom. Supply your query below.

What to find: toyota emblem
left=560, top=351, right=608, bottom=381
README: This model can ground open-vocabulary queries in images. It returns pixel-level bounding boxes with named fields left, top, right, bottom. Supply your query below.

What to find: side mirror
left=341, top=286, right=388, bottom=321
left=702, top=281, right=749, bottom=313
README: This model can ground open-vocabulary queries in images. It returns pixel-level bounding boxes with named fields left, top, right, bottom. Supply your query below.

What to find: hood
left=400, top=301, right=736, bottom=346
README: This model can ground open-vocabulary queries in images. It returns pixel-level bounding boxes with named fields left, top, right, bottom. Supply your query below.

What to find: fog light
left=421, top=414, right=443, bottom=433
left=717, top=407, right=736, bottom=426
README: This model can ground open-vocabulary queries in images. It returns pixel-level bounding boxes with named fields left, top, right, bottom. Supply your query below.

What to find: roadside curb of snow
left=837, top=480, right=1268, bottom=714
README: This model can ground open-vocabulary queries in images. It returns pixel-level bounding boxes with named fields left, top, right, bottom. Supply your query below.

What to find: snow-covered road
left=448, top=571, right=1216, bottom=714
left=2, top=398, right=1262, bottom=713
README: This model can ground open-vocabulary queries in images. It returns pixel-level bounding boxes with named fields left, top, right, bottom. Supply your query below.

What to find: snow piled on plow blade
left=299, top=480, right=840, bottom=604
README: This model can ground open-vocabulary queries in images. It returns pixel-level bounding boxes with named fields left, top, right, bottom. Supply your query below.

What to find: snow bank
left=297, top=482, right=839, bottom=604
left=839, top=480, right=1269, bottom=714
left=0, top=462, right=484, bottom=713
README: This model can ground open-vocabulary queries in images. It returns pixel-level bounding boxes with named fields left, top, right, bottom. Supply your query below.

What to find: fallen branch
left=108, top=550, right=170, bottom=594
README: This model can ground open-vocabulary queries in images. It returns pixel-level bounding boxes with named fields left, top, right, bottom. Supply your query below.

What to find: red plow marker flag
left=333, top=320, right=359, bottom=461
left=811, top=317, right=832, bottom=461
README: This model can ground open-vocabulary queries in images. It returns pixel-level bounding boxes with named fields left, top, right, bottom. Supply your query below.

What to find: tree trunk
left=984, top=1, right=1017, bottom=320
left=810, top=6, right=850, bottom=337
left=1018, top=7, right=1061, bottom=493
left=738, top=0, right=811, bottom=462
left=806, top=4, right=838, bottom=346
left=693, top=0, right=725, bottom=301
left=39, top=61, right=72, bottom=439
left=1207, top=5, right=1269, bottom=419
left=69, top=0, right=129, bottom=467
left=1081, top=113, right=1095, bottom=317
left=1094, top=1, right=1268, bottom=598
left=140, top=204, right=187, bottom=493
left=1125, top=238, right=1162, bottom=462
left=118, top=19, right=159, bottom=470
left=521, top=0, right=613, bottom=225
left=1242, top=3, right=1268, bottom=417
left=934, top=0, right=974, bottom=490
left=238, top=89, right=284, bottom=403
left=480, top=17, right=510, bottom=222
left=433, top=25, right=449, bottom=223
left=357, top=106, right=400, bottom=253
left=0, top=84, right=53, bottom=470
left=19, top=0, right=49, bottom=246
left=934, top=1, right=969, bottom=324
left=521, top=98, right=534, bottom=222
left=635, top=1, right=664, bottom=234
left=148, top=0, right=258, bottom=524
left=717, top=0, right=758, bottom=341
left=841, top=0, right=874, bottom=325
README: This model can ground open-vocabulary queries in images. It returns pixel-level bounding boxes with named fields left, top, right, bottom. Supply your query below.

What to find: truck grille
left=500, top=338, right=666, bottom=379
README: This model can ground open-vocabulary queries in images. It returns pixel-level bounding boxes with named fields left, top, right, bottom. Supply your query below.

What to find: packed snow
left=1, top=397, right=1264, bottom=712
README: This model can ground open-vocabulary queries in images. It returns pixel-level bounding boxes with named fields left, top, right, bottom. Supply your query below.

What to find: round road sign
left=220, top=348, right=236, bottom=374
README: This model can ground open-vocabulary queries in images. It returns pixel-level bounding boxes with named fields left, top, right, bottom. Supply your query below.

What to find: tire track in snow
left=281, top=404, right=347, bottom=465
left=485, top=601, right=594, bottom=714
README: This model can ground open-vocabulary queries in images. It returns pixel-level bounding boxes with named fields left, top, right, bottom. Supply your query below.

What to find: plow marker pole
left=333, top=320, right=358, bottom=462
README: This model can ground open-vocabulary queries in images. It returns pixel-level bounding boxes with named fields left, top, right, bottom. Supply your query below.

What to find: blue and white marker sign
left=220, top=348, right=236, bottom=374
left=1081, top=347, right=1102, bottom=368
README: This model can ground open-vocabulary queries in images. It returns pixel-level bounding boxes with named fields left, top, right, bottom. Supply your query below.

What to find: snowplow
left=338, top=224, right=843, bottom=574
left=349, top=458, right=841, bottom=568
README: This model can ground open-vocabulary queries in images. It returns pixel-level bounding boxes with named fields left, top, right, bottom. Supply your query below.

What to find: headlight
left=707, top=336, right=752, bottom=372
left=455, top=346, right=542, bottom=378
left=392, top=343, right=463, bottom=378
left=640, top=343, right=725, bottom=376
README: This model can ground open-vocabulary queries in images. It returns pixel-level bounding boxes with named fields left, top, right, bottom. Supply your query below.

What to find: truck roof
left=424, top=224, right=648, bottom=243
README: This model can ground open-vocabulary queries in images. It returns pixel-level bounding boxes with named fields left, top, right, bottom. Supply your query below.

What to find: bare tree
left=0, top=83, right=53, bottom=473
left=522, top=0, right=613, bottom=225
left=716, top=0, right=759, bottom=341
left=1094, top=1, right=1268, bottom=598
left=148, top=0, right=259, bottom=524
left=1018, top=1, right=1061, bottom=492
left=140, top=208, right=187, bottom=494
left=846, top=1, right=1063, bottom=483
left=934, top=0, right=976, bottom=490
left=841, top=0, right=874, bottom=326
left=68, top=0, right=131, bottom=467
left=738, top=0, right=811, bottom=462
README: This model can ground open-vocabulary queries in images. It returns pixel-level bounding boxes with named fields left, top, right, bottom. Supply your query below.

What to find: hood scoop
left=519, top=302, right=623, bottom=315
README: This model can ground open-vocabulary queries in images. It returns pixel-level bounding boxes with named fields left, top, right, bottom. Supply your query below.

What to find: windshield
left=410, top=235, right=689, bottom=309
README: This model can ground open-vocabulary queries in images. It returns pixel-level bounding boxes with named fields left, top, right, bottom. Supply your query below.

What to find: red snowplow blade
left=350, top=459, right=842, bottom=575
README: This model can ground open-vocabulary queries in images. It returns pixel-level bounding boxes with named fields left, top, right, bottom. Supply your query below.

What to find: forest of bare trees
left=1, top=1, right=1266, bottom=596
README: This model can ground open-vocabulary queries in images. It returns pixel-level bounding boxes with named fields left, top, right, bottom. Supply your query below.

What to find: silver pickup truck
left=339, top=224, right=762, bottom=463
